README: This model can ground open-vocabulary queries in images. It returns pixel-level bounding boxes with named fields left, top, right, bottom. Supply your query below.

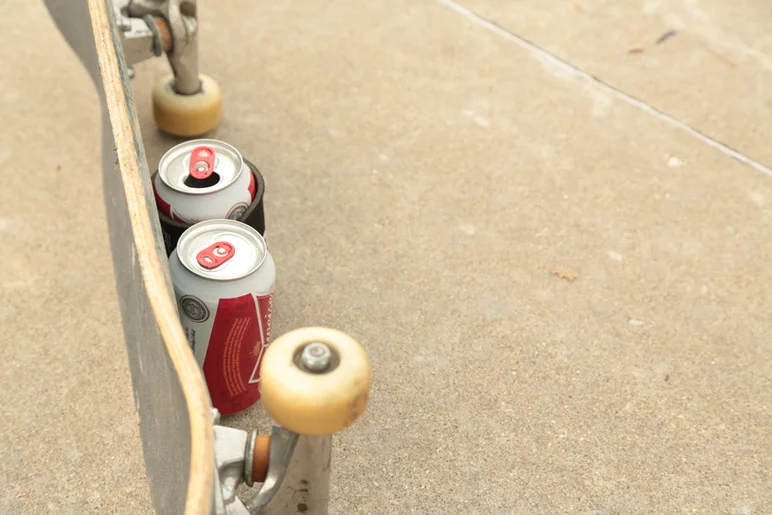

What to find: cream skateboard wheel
left=260, top=327, right=371, bottom=435
left=152, top=74, right=222, bottom=137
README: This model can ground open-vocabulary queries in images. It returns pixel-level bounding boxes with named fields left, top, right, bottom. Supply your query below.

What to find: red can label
left=191, top=292, right=273, bottom=415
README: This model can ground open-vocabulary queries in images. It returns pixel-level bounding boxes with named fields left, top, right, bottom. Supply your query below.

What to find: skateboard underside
left=44, top=0, right=215, bottom=513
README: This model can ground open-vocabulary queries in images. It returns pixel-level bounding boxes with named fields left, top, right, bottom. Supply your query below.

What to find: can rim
left=177, top=220, right=267, bottom=280
left=158, top=139, right=245, bottom=195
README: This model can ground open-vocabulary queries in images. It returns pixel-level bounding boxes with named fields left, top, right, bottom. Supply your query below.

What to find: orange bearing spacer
left=251, top=435, right=271, bottom=484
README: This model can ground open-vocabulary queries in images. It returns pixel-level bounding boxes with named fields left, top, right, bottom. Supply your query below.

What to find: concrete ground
left=2, top=0, right=770, bottom=513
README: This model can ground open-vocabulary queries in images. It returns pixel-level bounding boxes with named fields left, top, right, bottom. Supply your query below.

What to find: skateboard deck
left=44, top=1, right=215, bottom=513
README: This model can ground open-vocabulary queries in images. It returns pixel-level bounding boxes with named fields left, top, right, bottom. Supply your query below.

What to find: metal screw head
left=300, top=342, right=332, bottom=373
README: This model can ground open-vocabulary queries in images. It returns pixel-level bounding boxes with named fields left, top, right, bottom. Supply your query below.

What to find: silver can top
left=158, top=139, right=244, bottom=195
left=177, top=220, right=267, bottom=281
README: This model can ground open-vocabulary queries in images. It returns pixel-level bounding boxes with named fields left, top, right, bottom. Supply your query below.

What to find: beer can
left=154, top=139, right=256, bottom=224
left=169, top=219, right=275, bottom=415
left=152, top=159, right=266, bottom=257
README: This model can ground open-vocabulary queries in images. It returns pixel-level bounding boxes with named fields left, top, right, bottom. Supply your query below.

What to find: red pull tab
left=197, top=241, right=235, bottom=269
left=189, top=146, right=216, bottom=180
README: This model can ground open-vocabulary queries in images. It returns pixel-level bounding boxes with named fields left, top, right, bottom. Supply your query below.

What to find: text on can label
left=197, top=241, right=235, bottom=269
left=189, top=146, right=215, bottom=179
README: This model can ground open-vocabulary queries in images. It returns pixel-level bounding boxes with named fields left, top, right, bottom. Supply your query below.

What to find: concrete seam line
left=437, top=0, right=772, bottom=178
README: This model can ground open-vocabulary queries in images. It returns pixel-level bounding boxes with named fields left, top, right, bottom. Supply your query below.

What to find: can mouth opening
left=184, top=172, right=221, bottom=188
left=158, top=139, right=244, bottom=195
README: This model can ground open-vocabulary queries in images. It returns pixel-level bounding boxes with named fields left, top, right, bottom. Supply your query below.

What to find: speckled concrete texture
left=0, top=4, right=151, bottom=514
left=2, top=0, right=770, bottom=513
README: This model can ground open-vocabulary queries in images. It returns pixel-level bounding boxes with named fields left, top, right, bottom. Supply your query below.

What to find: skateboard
left=44, top=1, right=371, bottom=514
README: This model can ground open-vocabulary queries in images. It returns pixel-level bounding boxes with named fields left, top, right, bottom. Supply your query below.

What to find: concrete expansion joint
left=438, top=0, right=772, bottom=178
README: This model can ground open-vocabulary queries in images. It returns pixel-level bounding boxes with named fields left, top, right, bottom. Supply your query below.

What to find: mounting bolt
left=300, top=342, right=332, bottom=373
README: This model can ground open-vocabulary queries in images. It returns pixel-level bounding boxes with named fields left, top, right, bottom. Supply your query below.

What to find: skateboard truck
left=211, top=328, right=372, bottom=515
left=114, top=0, right=222, bottom=136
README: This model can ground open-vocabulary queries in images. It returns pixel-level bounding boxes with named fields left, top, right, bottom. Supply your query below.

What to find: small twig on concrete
left=655, top=30, right=678, bottom=44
